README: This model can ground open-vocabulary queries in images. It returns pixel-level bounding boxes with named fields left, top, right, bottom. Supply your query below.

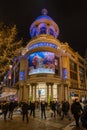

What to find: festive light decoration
left=0, top=23, right=23, bottom=82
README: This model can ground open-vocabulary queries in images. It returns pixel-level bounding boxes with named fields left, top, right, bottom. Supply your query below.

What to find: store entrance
left=37, top=83, right=46, bottom=101
left=38, top=89, right=46, bottom=101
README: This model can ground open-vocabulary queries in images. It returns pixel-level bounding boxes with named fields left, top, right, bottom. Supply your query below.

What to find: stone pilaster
left=57, top=84, right=59, bottom=101
left=50, top=83, right=54, bottom=100
left=30, top=83, right=37, bottom=101
left=46, top=83, right=49, bottom=102
left=34, top=85, right=37, bottom=101
left=59, top=84, right=64, bottom=101
left=18, top=85, right=24, bottom=102
left=23, top=85, right=29, bottom=101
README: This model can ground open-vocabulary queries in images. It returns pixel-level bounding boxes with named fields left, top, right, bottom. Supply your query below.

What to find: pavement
left=0, top=109, right=85, bottom=130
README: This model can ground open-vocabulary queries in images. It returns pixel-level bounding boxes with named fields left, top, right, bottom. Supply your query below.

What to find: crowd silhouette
left=0, top=99, right=87, bottom=129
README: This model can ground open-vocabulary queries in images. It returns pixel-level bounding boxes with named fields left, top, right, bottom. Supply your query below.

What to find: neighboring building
left=85, top=49, right=87, bottom=94
left=3, top=9, right=87, bottom=103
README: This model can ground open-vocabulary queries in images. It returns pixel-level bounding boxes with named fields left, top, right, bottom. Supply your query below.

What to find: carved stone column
left=18, top=85, right=23, bottom=102
left=31, top=84, right=33, bottom=101
left=28, top=85, right=31, bottom=101
left=64, top=84, right=68, bottom=100
left=34, top=85, right=37, bottom=101
left=18, top=85, right=24, bottom=101
left=46, top=83, right=49, bottom=102
left=30, top=83, right=37, bottom=101
left=58, top=84, right=63, bottom=101
left=25, top=84, right=30, bottom=101
left=50, top=83, right=54, bottom=100
left=28, top=85, right=30, bottom=100
left=57, top=84, right=60, bottom=101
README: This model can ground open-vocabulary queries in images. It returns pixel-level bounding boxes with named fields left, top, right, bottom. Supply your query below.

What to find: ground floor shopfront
left=17, top=82, right=87, bottom=104
left=16, top=74, right=87, bottom=103
left=18, top=81, right=70, bottom=103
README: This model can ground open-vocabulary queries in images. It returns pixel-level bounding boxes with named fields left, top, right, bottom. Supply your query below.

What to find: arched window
left=39, top=26, right=46, bottom=34
left=30, top=27, right=38, bottom=38
left=49, top=28, right=54, bottom=36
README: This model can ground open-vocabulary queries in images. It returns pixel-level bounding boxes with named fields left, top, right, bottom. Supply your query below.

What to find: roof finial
left=41, top=9, right=48, bottom=15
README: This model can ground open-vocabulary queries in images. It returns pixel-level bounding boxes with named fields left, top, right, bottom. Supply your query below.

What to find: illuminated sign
left=28, top=42, right=57, bottom=51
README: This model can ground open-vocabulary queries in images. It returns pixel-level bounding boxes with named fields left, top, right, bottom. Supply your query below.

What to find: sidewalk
left=33, top=109, right=85, bottom=130
left=31, top=108, right=74, bottom=129
left=0, top=108, right=83, bottom=130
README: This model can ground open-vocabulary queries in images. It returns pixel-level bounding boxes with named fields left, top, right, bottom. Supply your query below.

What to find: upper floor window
left=79, top=66, right=85, bottom=83
left=70, top=59, right=77, bottom=71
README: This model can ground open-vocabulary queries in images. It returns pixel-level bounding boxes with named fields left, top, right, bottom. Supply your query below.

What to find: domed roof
left=36, top=15, right=53, bottom=21
left=29, top=9, right=59, bottom=38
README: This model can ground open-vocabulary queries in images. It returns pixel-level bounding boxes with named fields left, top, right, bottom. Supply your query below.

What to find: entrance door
left=37, top=83, right=46, bottom=101
left=38, top=89, right=46, bottom=101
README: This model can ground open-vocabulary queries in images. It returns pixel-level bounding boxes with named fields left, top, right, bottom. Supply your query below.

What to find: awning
left=0, top=91, right=17, bottom=99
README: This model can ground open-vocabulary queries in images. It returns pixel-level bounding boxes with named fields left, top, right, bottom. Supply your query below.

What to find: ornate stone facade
left=7, top=9, right=87, bottom=103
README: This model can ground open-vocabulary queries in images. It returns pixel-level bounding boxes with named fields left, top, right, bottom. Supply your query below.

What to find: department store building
left=6, top=9, right=87, bottom=103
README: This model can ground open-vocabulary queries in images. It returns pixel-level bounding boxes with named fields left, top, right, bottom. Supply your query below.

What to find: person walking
left=2, top=101, right=9, bottom=121
left=50, top=101, right=56, bottom=117
left=30, top=101, right=35, bottom=118
left=41, top=101, right=46, bottom=119
left=8, top=100, right=15, bottom=120
left=71, top=98, right=82, bottom=127
left=21, top=99, right=29, bottom=123
left=61, top=100, right=71, bottom=120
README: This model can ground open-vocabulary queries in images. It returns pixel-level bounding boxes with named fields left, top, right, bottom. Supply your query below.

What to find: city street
left=0, top=110, right=84, bottom=130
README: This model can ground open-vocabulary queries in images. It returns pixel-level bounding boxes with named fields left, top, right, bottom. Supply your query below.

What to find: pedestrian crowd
left=0, top=99, right=87, bottom=129
left=0, top=100, right=18, bottom=120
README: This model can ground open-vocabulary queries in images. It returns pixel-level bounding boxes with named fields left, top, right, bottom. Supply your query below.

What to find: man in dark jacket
left=61, top=100, right=71, bottom=120
left=71, top=99, right=82, bottom=127
left=30, top=101, right=35, bottom=117
left=41, top=101, right=46, bottom=119
left=8, top=100, right=15, bottom=120
left=21, top=100, right=29, bottom=123
left=50, top=101, right=56, bottom=117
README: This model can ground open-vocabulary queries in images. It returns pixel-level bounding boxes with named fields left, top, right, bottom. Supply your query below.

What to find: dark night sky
left=0, top=0, right=87, bottom=57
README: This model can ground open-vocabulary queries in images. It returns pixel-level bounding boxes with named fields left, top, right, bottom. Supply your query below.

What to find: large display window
left=28, top=51, right=58, bottom=75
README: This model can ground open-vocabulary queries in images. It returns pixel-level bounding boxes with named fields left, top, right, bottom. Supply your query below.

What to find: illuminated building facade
left=5, top=9, right=87, bottom=102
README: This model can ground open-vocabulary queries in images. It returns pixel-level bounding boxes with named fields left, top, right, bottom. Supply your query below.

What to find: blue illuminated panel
left=28, top=42, right=57, bottom=51
left=63, top=68, right=68, bottom=79
left=19, top=71, right=25, bottom=81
